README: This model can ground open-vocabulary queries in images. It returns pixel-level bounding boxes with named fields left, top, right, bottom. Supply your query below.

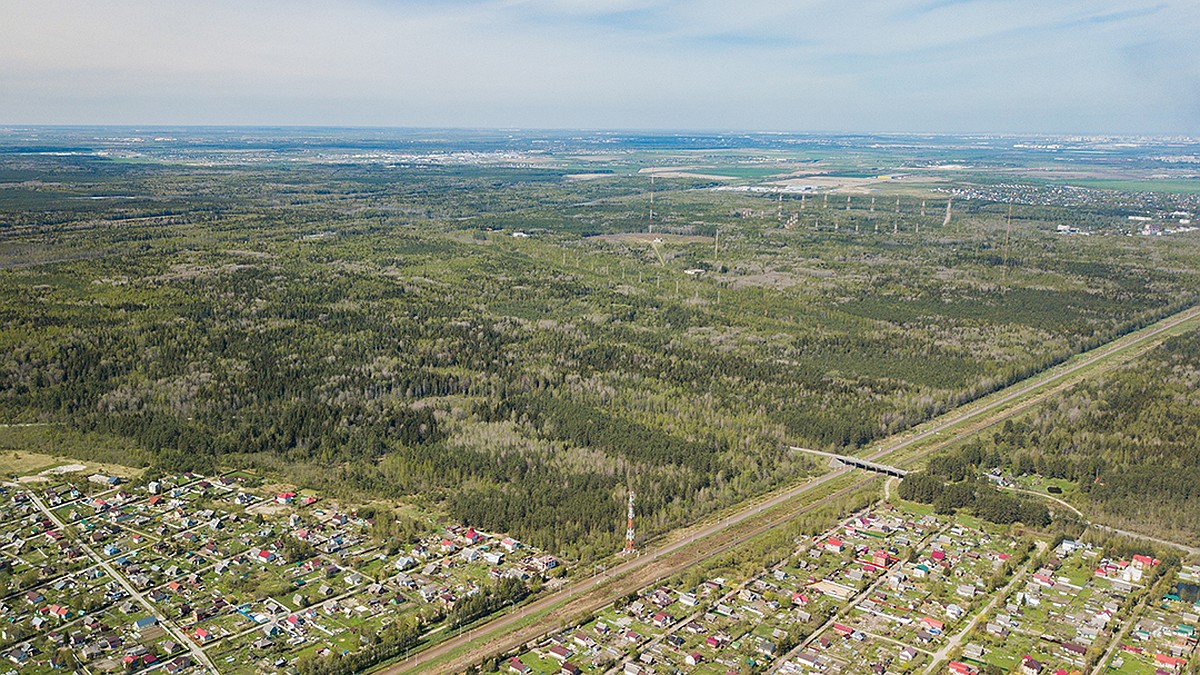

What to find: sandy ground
left=247, top=502, right=292, bottom=516
left=43, top=463, right=86, bottom=474
left=639, top=166, right=701, bottom=173
left=770, top=172, right=949, bottom=194
left=8, top=461, right=95, bottom=483
left=768, top=175, right=881, bottom=192
left=638, top=167, right=738, bottom=181
left=653, top=171, right=737, bottom=180
left=563, top=173, right=613, bottom=181
left=594, top=232, right=713, bottom=244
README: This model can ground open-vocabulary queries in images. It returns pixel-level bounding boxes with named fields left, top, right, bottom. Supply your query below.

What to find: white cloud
left=0, top=0, right=1195, bottom=131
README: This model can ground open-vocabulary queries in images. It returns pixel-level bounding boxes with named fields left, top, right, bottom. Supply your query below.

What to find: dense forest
left=970, top=329, right=1200, bottom=541
left=3, top=132, right=1200, bottom=559
left=898, top=451, right=1051, bottom=527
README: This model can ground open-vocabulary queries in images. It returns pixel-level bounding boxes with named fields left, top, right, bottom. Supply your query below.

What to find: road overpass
left=378, top=303, right=1200, bottom=675
left=789, top=446, right=909, bottom=478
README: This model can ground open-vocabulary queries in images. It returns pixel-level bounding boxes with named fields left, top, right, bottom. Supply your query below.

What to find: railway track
left=376, top=303, right=1200, bottom=674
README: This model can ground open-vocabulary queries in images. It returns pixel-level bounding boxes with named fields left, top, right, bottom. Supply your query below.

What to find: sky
left=0, top=0, right=1197, bottom=134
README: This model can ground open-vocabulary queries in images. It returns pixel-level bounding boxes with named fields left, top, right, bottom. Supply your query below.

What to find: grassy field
left=0, top=447, right=70, bottom=476
left=0, top=448, right=143, bottom=481
left=0, top=424, right=149, bottom=478
left=1066, top=178, right=1200, bottom=194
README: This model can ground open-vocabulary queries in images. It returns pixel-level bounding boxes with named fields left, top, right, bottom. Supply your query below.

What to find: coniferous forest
left=3, top=129, right=1200, bottom=558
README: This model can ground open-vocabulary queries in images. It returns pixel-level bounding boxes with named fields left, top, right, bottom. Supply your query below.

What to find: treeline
left=76, top=399, right=441, bottom=475
left=899, top=444, right=1050, bottom=527
left=982, top=329, right=1200, bottom=540
left=482, top=394, right=720, bottom=471
left=900, top=473, right=1050, bottom=527
left=448, top=577, right=530, bottom=629
left=2, top=155, right=1199, bottom=562
left=295, top=614, right=426, bottom=675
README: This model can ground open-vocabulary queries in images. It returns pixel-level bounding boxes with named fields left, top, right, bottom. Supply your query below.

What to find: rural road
left=379, top=466, right=865, bottom=674
left=27, top=491, right=219, bottom=674
left=1003, top=486, right=1200, bottom=556
left=378, top=303, right=1200, bottom=674
left=922, top=542, right=1046, bottom=674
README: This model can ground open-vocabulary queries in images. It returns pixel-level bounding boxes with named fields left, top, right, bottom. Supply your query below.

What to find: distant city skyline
left=1, top=0, right=1197, bottom=134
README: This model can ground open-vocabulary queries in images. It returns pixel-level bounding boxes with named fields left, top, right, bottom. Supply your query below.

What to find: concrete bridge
left=788, top=446, right=909, bottom=478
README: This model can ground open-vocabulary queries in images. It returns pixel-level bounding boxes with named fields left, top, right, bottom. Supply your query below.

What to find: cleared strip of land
left=376, top=303, right=1200, bottom=674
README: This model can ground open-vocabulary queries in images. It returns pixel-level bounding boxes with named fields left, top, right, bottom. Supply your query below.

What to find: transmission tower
left=648, top=173, right=655, bottom=233
left=1002, top=201, right=1013, bottom=281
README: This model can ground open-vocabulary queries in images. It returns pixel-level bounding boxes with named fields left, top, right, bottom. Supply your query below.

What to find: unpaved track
left=377, top=304, right=1200, bottom=674
left=380, top=474, right=875, bottom=674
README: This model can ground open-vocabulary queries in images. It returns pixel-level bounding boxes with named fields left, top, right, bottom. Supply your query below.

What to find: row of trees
left=985, top=330, right=1200, bottom=540
left=295, top=614, right=426, bottom=675
left=2, top=151, right=1197, bottom=561
left=899, top=455, right=1051, bottom=527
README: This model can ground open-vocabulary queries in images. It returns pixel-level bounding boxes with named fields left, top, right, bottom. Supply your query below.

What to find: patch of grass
left=1065, top=179, right=1200, bottom=195
left=0, top=424, right=150, bottom=474
left=0, top=449, right=66, bottom=476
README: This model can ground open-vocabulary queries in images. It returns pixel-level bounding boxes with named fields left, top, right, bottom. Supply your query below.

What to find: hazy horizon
left=2, top=126, right=1198, bottom=142
left=2, top=1, right=1198, bottom=135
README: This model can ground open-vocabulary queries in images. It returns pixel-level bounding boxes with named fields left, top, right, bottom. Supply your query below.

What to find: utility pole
left=1002, top=201, right=1013, bottom=281
left=648, top=172, right=655, bottom=233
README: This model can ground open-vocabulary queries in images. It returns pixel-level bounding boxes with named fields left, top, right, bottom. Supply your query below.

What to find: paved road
left=772, top=522, right=951, bottom=672
left=855, top=304, right=1200, bottom=470
left=27, top=491, right=219, bottom=673
left=380, top=303, right=1200, bottom=674
left=380, top=469, right=870, bottom=674
left=922, top=542, right=1045, bottom=674
left=1090, top=524, right=1200, bottom=556
left=789, top=447, right=907, bottom=476
left=1002, top=486, right=1200, bottom=556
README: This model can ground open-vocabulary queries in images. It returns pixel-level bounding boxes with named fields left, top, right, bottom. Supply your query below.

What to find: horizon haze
left=1, top=0, right=1198, bottom=134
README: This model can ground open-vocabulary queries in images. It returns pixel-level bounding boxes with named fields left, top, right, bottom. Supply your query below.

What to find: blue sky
left=0, top=0, right=1196, bottom=133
